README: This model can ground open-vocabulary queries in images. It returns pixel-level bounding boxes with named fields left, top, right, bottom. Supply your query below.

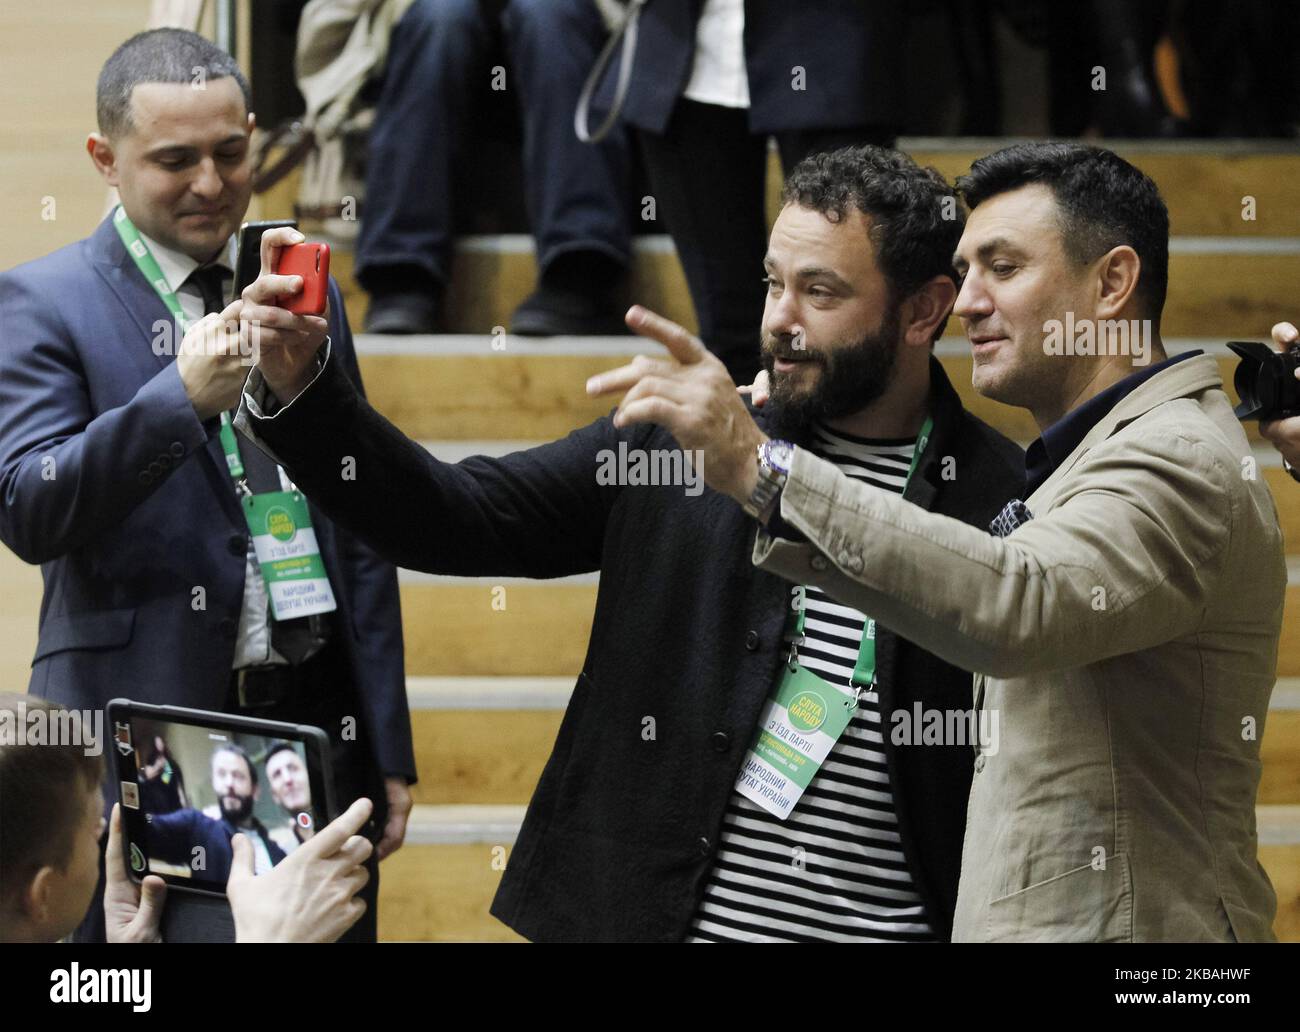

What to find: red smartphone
left=274, top=242, right=330, bottom=315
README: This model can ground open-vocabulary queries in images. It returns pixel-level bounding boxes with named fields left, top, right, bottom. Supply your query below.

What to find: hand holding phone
left=273, top=242, right=330, bottom=315
left=240, top=226, right=331, bottom=403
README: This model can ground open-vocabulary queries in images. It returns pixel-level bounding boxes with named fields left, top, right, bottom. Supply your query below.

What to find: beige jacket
left=753, top=355, right=1284, bottom=941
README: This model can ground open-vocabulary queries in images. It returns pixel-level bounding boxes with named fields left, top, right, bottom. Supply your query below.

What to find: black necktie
left=184, top=262, right=228, bottom=316
left=185, top=265, right=328, bottom=665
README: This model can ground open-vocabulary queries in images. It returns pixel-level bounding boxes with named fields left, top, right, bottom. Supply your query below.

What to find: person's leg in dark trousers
left=503, top=0, right=634, bottom=335
left=637, top=101, right=769, bottom=385
left=356, top=0, right=494, bottom=332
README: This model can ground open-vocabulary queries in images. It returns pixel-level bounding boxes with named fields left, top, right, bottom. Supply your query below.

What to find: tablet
left=107, top=698, right=337, bottom=898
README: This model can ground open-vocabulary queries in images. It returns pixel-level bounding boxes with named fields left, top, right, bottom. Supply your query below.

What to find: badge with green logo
left=787, top=690, right=828, bottom=733
left=264, top=505, right=297, bottom=542
left=735, top=662, right=854, bottom=820
left=130, top=842, right=146, bottom=874
left=241, top=490, right=337, bottom=620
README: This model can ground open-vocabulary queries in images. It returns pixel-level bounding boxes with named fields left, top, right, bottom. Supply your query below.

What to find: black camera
left=1228, top=341, right=1300, bottom=422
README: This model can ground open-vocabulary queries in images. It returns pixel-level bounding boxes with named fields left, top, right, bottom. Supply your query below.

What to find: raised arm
left=753, top=429, right=1254, bottom=678
left=236, top=342, right=643, bottom=578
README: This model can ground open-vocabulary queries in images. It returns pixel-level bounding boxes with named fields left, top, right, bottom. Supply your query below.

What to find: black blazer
left=244, top=350, right=1025, bottom=941
left=598, top=0, right=908, bottom=134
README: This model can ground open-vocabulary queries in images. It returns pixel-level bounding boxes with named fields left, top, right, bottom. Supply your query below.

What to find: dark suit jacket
left=242, top=342, right=1024, bottom=941
left=599, top=0, right=908, bottom=134
left=149, top=808, right=287, bottom=885
left=0, top=215, right=415, bottom=784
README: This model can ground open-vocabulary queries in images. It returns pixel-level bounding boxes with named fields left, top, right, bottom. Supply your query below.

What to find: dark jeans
left=637, top=100, right=895, bottom=385
left=356, top=0, right=632, bottom=292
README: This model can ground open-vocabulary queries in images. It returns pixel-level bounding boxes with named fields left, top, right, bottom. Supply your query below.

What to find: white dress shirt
left=135, top=229, right=286, bottom=670
left=682, top=0, right=750, bottom=109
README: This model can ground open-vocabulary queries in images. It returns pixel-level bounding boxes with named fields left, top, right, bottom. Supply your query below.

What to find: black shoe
left=364, top=290, right=439, bottom=334
left=510, top=252, right=630, bottom=337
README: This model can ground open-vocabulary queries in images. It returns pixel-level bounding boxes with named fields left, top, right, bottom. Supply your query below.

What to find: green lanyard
left=788, top=416, right=934, bottom=690
left=112, top=206, right=249, bottom=485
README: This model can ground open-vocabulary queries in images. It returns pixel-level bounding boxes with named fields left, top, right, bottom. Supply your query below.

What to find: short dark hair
left=0, top=695, right=103, bottom=912
left=956, top=142, right=1169, bottom=327
left=781, top=144, right=965, bottom=326
left=97, top=28, right=251, bottom=139
left=264, top=741, right=299, bottom=769
left=212, top=742, right=257, bottom=789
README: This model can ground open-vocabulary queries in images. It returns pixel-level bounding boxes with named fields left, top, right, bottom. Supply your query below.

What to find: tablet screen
left=111, top=706, right=332, bottom=895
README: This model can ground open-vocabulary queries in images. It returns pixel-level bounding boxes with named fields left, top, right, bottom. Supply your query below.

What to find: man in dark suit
left=0, top=28, right=415, bottom=942
left=242, top=146, right=1026, bottom=941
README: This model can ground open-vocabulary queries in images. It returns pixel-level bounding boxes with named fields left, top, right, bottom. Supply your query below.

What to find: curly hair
left=781, top=144, right=965, bottom=311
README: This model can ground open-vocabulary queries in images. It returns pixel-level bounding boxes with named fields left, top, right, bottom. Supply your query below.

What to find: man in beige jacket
left=596, top=142, right=1284, bottom=941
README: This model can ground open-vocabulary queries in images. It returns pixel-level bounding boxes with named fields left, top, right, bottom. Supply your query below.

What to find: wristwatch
left=743, top=439, right=794, bottom=522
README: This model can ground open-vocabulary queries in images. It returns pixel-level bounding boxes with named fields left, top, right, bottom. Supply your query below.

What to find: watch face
left=765, top=441, right=794, bottom=473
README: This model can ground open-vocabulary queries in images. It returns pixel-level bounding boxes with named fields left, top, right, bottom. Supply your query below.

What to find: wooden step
left=374, top=803, right=1300, bottom=941
left=353, top=342, right=1277, bottom=447
left=377, top=805, right=525, bottom=942
left=399, top=573, right=596, bottom=677
left=1259, top=804, right=1300, bottom=944
left=894, top=143, right=1300, bottom=237
left=403, top=677, right=1300, bottom=808
left=396, top=563, right=1300, bottom=680
left=333, top=239, right=1300, bottom=340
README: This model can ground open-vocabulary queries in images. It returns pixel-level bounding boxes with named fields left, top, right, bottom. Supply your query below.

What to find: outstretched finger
left=587, top=356, right=677, bottom=397
left=625, top=305, right=706, bottom=365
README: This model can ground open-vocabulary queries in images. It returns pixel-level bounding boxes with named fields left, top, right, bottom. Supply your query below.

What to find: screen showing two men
left=118, top=717, right=323, bottom=891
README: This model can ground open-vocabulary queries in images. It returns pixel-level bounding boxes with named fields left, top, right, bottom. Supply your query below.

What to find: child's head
left=0, top=694, right=105, bottom=942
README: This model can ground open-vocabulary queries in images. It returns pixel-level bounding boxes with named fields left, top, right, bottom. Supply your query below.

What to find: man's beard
left=219, top=792, right=254, bottom=824
left=759, top=304, right=903, bottom=439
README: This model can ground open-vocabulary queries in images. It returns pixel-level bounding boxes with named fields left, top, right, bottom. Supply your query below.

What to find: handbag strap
left=574, top=0, right=648, bottom=144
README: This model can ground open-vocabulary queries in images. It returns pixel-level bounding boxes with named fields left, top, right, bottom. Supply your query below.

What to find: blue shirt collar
left=1024, top=350, right=1201, bottom=496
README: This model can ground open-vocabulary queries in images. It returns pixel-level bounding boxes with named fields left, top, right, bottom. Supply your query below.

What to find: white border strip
left=356, top=336, right=1276, bottom=358
left=407, top=676, right=574, bottom=710
left=1168, top=238, right=1300, bottom=254
left=400, top=803, right=1300, bottom=846
left=403, top=676, right=1300, bottom=711
left=455, top=233, right=677, bottom=255
left=896, top=137, right=1300, bottom=156
left=398, top=569, right=598, bottom=587
left=1256, top=805, right=1300, bottom=846
left=353, top=333, right=668, bottom=357
left=402, top=805, right=527, bottom=846
left=413, top=438, right=1282, bottom=470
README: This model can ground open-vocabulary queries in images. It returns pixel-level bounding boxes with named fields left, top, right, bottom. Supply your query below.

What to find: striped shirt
left=687, top=423, right=935, bottom=942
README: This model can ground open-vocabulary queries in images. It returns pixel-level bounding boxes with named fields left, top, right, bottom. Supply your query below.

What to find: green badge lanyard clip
left=785, top=416, right=935, bottom=699
left=112, top=205, right=254, bottom=496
